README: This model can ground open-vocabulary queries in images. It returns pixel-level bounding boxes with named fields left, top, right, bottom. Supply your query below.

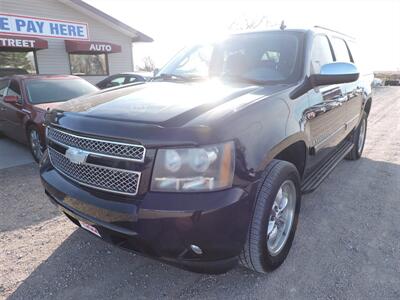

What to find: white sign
left=0, top=13, right=89, bottom=40
left=89, top=44, right=112, bottom=52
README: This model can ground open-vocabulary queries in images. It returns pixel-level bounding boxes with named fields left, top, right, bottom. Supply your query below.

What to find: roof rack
left=314, top=25, right=355, bottom=39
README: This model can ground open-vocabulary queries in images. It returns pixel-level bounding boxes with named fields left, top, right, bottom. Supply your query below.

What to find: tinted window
left=346, top=40, right=357, bottom=63
left=6, top=80, right=22, bottom=98
left=159, top=31, right=304, bottom=84
left=26, top=78, right=98, bottom=104
left=310, top=35, right=333, bottom=73
left=0, top=80, right=9, bottom=98
left=331, top=38, right=351, bottom=62
left=128, top=76, right=139, bottom=83
left=110, top=76, right=126, bottom=85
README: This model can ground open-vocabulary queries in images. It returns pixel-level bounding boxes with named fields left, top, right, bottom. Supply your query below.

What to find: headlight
left=151, top=141, right=235, bottom=192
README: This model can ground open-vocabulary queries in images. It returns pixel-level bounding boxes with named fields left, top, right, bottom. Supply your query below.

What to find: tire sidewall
left=27, top=126, right=43, bottom=163
left=352, top=112, right=368, bottom=159
left=255, top=163, right=301, bottom=271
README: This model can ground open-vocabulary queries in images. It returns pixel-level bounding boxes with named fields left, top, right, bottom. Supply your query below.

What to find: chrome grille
left=47, top=127, right=145, bottom=161
left=48, top=148, right=140, bottom=196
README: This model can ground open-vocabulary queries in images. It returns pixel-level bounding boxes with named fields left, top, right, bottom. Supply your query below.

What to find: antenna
left=280, top=20, right=286, bottom=30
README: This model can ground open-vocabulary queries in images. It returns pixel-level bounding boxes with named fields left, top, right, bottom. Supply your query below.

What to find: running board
left=301, top=141, right=353, bottom=194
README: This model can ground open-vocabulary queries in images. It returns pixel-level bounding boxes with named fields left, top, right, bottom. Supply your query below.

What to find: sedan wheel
left=28, top=127, right=43, bottom=163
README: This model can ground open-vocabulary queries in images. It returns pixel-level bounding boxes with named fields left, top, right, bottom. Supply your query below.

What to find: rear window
left=26, top=78, right=98, bottom=104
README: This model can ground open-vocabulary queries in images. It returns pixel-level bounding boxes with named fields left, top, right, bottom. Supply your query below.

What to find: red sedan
left=0, top=75, right=98, bottom=162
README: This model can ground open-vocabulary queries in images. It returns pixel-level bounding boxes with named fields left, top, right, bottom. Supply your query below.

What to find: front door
left=1, top=79, right=27, bottom=143
left=0, top=79, right=10, bottom=133
left=303, top=34, right=348, bottom=175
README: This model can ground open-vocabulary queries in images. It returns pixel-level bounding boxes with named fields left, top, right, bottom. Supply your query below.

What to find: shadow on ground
left=8, top=157, right=400, bottom=299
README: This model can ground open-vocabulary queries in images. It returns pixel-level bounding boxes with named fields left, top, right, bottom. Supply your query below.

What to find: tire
left=346, top=112, right=367, bottom=160
left=27, top=125, right=44, bottom=163
left=239, top=159, right=301, bottom=273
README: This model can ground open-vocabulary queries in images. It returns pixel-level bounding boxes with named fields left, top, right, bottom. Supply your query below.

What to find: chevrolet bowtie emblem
left=65, top=147, right=88, bottom=165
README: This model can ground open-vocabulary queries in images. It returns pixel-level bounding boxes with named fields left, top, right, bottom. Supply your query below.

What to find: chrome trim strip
left=345, top=114, right=360, bottom=127
left=48, top=147, right=141, bottom=196
left=47, top=127, right=146, bottom=163
left=314, top=114, right=360, bottom=151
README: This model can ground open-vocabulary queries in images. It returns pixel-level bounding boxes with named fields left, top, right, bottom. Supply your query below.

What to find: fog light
left=190, top=244, right=203, bottom=255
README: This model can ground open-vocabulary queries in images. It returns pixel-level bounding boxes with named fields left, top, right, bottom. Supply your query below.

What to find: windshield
left=157, top=31, right=304, bottom=84
left=26, top=78, right=98, bottom=104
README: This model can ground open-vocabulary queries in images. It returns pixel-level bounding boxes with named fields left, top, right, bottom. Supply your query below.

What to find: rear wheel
left=239, top=159, right=301, bottom=273
left=27, top=126, right=44, bottom=163
left=346, top=112, right=367, bottom=160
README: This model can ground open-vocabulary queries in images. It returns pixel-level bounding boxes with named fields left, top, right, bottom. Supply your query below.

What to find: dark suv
left=40, top=27, right=373, bottom=274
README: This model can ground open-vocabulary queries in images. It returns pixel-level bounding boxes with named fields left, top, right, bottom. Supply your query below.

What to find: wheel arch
left=273, top=140, right=307, bottom=179
left=364, top=97, right=372, bottom=116
left=259, top=133, right=308, bottom=179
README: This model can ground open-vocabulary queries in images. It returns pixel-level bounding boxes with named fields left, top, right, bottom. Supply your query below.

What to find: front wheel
left=239, top=159, right=301, bottom=273
left=27, top=126, right=44, bottom=163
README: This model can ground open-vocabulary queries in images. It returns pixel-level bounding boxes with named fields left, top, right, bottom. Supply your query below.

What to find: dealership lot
left=1, top=87, right=399, bottom=299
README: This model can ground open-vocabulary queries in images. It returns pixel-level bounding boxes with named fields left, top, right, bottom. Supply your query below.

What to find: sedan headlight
left=151, top=141, right=235, bottom=192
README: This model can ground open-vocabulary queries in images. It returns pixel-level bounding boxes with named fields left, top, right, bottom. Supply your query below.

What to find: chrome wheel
left=358, top=118, right=366, bottom=155
left=267, top=180, right=296, bottom=256
left=30, top=129, right=43, bottom=161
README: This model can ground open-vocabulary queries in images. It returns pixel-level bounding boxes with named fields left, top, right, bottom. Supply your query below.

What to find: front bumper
left=40, top=153, right=254, bottom=273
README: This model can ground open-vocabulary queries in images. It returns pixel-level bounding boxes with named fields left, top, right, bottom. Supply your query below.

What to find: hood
left=33, top=102, right=65, bottom=112
left=56, top=80, right=288, bottom=127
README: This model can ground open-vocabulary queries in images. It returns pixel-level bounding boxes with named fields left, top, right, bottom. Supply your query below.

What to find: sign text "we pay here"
left=0, top=13, right=89, bottom=40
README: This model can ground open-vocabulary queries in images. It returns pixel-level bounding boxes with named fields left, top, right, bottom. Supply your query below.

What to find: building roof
left=59, top=0, right=153, bottom=43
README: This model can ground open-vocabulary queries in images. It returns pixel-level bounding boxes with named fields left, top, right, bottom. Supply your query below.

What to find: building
left=0, top=0, right=153, bottom=83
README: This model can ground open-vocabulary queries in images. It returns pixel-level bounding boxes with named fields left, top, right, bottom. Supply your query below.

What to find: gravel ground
left=1, top=87, right=399, bottom=300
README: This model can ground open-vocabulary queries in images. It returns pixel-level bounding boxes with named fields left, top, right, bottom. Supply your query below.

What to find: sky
left=84, top=0, right=400, bottom=72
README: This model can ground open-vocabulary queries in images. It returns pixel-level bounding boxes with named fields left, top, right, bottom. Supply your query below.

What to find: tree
left=228, top=15, right=281, bottom=31
left=139, top=56, right=155, bottom=72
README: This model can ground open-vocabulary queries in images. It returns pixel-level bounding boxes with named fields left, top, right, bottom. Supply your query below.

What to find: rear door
left=330, top=37, right=363, bottom=133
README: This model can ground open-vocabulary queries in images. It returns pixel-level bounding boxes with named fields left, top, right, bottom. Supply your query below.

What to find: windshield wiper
left=221, top=74, right=272, bottom=86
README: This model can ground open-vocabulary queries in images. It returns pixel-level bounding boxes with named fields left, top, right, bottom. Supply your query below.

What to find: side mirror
left=153, top=68, right=159, bottom=77
left=3, top=95, right=19, bottom=103
left=310, top=62, right=359, bottom=87
left=290, top=62, right=359, bottom=99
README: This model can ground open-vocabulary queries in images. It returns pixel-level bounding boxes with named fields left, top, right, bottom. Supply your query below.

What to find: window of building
left=0, top=51, right=37, bottom=74
left=69, top=53, right=108, bottom=76
left=331, top=38, right=351, bottom=63
left=310, top=35, right=334, bottom=74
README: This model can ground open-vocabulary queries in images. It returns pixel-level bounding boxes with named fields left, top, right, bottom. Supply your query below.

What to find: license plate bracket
left=79, top=221, right=101, bottom=238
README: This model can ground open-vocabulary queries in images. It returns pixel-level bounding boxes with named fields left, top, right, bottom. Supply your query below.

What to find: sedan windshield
left=26, top=78, right=98, bottom=104
left=157, top=31, right=304, bottom=84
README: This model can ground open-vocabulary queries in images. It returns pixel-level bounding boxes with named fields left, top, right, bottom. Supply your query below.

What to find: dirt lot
left=1, top=87, right=399, bottom=300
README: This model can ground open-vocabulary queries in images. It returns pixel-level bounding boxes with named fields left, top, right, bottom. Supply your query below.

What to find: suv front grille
left=47, top=127, right=145, bottom=162
left=48, top=148, right=140, bottom=196
left=47, top=127, right=144, bottom=196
